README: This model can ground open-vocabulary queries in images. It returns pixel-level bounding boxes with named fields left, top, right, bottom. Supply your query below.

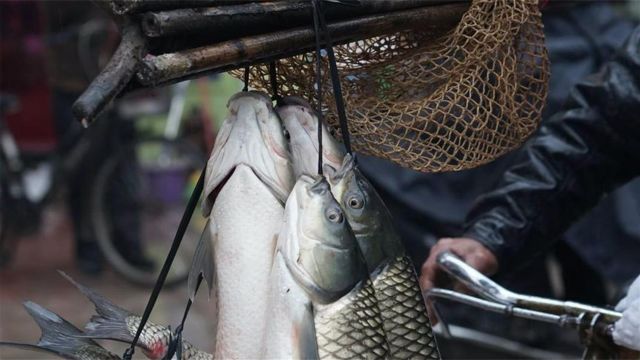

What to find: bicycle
left=427, top=252, right=639, bottom=359
left=0, top=82, right=211, bottom=287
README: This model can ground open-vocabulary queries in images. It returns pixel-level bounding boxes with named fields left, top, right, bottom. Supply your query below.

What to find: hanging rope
left=242, top=65, right=250, bottom=92
left=163, top=274, right=203, bottom=360
left=123, top=167, right=206, bottom=360
left=311, top=0, right=325, bottom=176
left=269, top=61, right=283, bottom=106
left=315, top=0, right=353, bottom=157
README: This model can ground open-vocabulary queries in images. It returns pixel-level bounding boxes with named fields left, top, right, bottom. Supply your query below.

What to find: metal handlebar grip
left=436, top=251, right=622, bottom=322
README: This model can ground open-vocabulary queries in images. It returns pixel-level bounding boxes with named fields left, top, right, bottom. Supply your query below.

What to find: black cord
left=269, top=61, right=283, bottom=106
left=123, top=166, right=206, bottom=360
left=163, top=275, right=203, bottom=360
left=243, top=66, right=250, bottom=92
left=312, top=0, right=325, bottom=176
left=316, top=0, right=353, bottom=157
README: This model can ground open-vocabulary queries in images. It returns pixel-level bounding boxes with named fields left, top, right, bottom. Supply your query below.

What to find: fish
left=277, top=96, right=344, bottom=178
left=281, top=100, right=439, bottom=358
left=280, top=175, right=389, bottom=359
left=326, top=154, right=441, bottom=359
left=0, top=301, right=120, bottom=360
left=58, top=271, right=211, bottom=360
left=194, top=91, right=294, bottom=359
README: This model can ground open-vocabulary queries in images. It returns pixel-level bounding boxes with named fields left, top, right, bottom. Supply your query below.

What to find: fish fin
left=326, top=153, right=355, bottom=184
left=323, top=164, right=338, bottom=180
left=296, top=303, right=319, bottom=360
left=58, top=271, right=134, bottom=344
left=188, top=220, right=215, bottom=301
left=22, top=301, right=100, bottom=358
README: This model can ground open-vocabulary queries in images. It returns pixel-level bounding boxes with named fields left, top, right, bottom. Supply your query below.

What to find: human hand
left=613, top=298, right=640, bottom=351
left=613, top=275, right=640, bottom=351
left=615, top=275, right=640, bottom=312
left=419, top=237, right=499, bottom=293
left=419, top=237, right=498, bottom=323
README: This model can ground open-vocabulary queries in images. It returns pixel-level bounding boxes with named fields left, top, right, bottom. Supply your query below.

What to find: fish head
left=278, top=96, right=344, bottom=178
left=326, top=154, right=403, bottom=271
left=203, top=91, right=293, bottom=214
left=283, top=175, right=367, bottom=304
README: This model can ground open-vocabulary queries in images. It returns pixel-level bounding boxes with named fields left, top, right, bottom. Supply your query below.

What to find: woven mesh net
left=234, top=0, right=549, bottom=173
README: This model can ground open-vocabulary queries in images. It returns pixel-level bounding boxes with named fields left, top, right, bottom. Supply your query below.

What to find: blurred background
left=1, top=1, right=639, bottom=359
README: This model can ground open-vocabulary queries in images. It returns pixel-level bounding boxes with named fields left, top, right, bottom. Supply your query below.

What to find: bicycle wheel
left=92, top=137, right=207, bottom=287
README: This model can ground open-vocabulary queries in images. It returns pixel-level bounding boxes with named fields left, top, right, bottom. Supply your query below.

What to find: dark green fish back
left=314, top=279, right=389, bottom=360
left=373, top=255, right=440, bottom=359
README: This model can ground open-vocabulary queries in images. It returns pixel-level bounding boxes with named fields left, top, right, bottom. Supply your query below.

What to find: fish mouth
left=280, top=96, right=313, bottom=109
left=309, top=177, right=330, bottom=195
left=228, top=91, right=273, bottom=110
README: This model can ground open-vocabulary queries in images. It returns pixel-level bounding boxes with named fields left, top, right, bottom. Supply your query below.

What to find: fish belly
left=372, top=255, right=440, bottom=359
left=210, top=165, right=283, bottom=359
left=314, top=279, right=388, bottom=360
left=262, top=253, right=318, bottom=359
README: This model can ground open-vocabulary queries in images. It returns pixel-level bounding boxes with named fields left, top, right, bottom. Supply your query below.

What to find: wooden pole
left=138, top=3, right=467, bottom=86
left=142, top=0, right=460, bottom=38
left=72, top=21, right=147, bottom=126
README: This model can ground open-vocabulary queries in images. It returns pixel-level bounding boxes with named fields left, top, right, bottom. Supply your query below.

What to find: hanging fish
left=0, top=301, right=120, bottom=360
left=277, top=96, right=344, bottom=178
left=281, top=102, right=440, bottom=359
left=326, top=154, right=440, bottom=359
left=191, top=91, right=294, bottom=359
left=58, top=271, right=211, bottom=360
left=280, top=175, right=389, bottom=359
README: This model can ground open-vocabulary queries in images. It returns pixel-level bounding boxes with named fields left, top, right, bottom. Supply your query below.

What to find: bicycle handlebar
left=436, top=251, right=622, bottom=322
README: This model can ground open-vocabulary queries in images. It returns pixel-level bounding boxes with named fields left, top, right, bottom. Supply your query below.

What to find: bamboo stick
left=72, top=21, right=147, bottom=126
left=142, top=0, right=459, bottom=38
left=109, top=0, right=263, bottom=16
left=138, top=3, right=467, bottom=86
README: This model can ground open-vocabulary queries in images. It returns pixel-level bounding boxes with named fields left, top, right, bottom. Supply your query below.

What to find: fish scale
left=314, top=279, right=389, bottom=360
left=75, top=345, right=120, bottom=360
left=373, top=256, right=440, bottom=359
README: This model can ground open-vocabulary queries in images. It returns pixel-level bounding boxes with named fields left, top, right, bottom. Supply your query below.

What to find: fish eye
left=283, top=128, right=290, bottom=140
left=347, top=194, right=364, bottom=209
left=326, top=207, right=343, bottom=223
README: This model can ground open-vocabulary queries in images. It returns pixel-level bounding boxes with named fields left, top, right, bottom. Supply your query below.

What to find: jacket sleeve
left=464, top=27, right=640, bottom=273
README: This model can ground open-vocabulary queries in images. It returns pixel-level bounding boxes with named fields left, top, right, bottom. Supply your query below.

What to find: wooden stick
left=72, top=21, right=147, bottom=125
left=137, top=3, right=467, bottom=86
left=109, top=0, right=262, bottom=16
left=142, top=0, right=458, bottom=38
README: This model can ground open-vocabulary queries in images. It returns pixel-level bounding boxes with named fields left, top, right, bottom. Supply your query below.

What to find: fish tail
left=188, top=220, right=215, bottom=301
left=58, top=270, right=134, bottom=342
left=22, top=301, right=97, bottom=358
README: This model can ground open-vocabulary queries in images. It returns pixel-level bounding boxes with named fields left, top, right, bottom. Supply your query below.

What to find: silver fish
left=59, top=271, right=211, bottom=360
left=0, top=301, right=120, bottom=360
left=282, top=176, right=389, bottom=359
left=327, top=154, right=440, bottom=359
left=194, top=91, right=294, bottom=359
left=277, top=96, right=344, bottom=178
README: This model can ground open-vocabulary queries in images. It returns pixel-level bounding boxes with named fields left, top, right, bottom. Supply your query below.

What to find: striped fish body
left=124, top=316, right=212, bottom=360
left=75, top=345, right=121, bottom=360
left=314, top=279, right=389, bottom=360
left=326, top=157, right=441, bottom=359
left=372, top=256, right=440, bottom=359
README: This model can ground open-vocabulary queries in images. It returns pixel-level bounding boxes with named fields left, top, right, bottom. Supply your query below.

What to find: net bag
left=236, top=0, right=549, bottom=173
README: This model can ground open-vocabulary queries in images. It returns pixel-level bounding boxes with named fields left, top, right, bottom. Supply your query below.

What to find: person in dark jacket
left=420, top=26, right=640, bottom=351
left=360, top=2, right=639, bottom=306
